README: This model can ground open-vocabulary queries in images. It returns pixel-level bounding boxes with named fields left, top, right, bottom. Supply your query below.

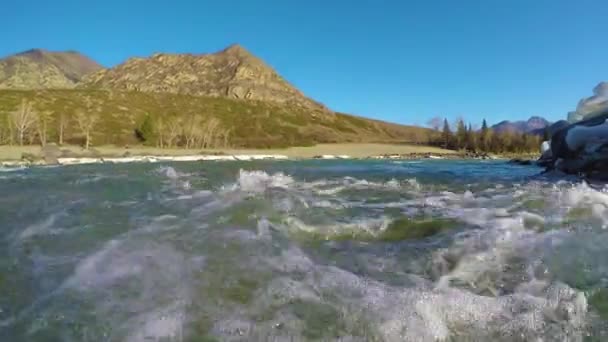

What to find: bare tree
left=183, top=115, right=203, bottom=149
left=75, top=109, right=99, bottom=149
left=57, top=112, right=68, bottom=145
left=153, top=116, right=165, bottom=148
left=36, top=110, right=53, bottom=147
left=426, top=116, right=443, bottom=131
left=201, top=118, right=221, bottom=148
left=10, top=99, right=37, bottom=146
left=0, top=112, right=8, bottom=145
left=221, top=128, right=232, bottom=148
left=165, top=117, right=182, bottom=148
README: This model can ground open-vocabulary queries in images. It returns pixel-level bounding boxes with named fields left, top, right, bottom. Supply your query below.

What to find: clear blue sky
left=2, top=0, right=607, bottom=126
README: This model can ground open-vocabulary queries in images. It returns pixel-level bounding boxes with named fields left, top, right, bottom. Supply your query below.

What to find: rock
left=41, top=143, right=61, bottom=164
left=21, top=152, right=39, bottom=163
left=509, top=158, right=533, bottom=166
left=543, top=107, right=608, bottom=177
left=548, top=120, right=570, bottom=136
left=551, top=109, right=608, bottom=161
left=567, top=82, right=608, bottom=123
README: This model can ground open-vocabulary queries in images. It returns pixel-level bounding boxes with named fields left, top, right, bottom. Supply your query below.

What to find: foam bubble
left=236, top=169, right=294, bottom=193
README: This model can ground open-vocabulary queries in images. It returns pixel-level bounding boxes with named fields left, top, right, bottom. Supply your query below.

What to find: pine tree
left=480, top=119, right=489, bottom=152
left=466, top=123, right=476, bottom=151
left=455, top=119, right=467, bottom=150
left=442, top=118, right=452, bottom=149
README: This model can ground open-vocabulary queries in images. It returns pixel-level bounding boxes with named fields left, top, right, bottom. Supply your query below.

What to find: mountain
left=0, top=49, right=102, bottom=89
left=0, top=44, right=437, bottom=148
left=491, top=116, right=550, bottom=135
left=80, top=44, right=325, bottom=110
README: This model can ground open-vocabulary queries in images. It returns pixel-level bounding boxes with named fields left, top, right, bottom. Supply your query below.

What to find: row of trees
left=137, top=114, right=231, bottom=149
left=0, top=99, right=232, bottom=149
left=0, top=99, right=100, bottom=149
left=428, top=117, right=541, bottom=154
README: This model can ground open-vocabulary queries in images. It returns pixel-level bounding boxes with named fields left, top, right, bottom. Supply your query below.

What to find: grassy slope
left=0, top=89, right=436, bottom=148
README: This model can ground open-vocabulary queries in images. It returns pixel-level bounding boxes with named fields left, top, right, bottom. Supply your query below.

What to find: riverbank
left=0, top=143, right=531, bottom=167
left=0, top=143, right=455, bottom=165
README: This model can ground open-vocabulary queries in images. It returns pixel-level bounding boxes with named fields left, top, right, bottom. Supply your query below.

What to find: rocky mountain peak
left=220, top=44, right=252, bottom=57
left=0, top=49, right=102, bottom=89
left=80, top=44, right=325, bottom=110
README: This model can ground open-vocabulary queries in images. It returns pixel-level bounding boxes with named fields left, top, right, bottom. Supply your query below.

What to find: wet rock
left=509, top=158, right=533, bottom=166
left=542, top=108, right=608, bottom=178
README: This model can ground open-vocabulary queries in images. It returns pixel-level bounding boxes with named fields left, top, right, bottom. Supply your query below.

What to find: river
left=0, top=160, right=606, bottom=341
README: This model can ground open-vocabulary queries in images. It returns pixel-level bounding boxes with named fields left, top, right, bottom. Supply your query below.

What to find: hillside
left=0, top=89, right=433, bottom=148
left=491, top=116, right=549, bottom=135
left=0, top=49, right=102, bottom=89
left=80, top=44, right=325, bottom=110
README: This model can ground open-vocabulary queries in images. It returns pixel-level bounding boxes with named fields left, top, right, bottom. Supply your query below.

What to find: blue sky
left=2, top=0, right=606, bottom=126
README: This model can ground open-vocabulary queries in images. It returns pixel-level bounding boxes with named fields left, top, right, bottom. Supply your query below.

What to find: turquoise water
left=0, top=160, right=607, bottom=341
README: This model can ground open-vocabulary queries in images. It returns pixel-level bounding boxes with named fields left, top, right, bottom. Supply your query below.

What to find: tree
left=154, top=116, right=165, bottom=148
left=201, top=118, right=221, bottom=148
left=164, top=117, right=182, bottom=148
left=75, top=109, right=99, bottom=149
left=466, top=123, right=476, bottom=151
left=0, top=111, right=9, bottom=145
left=10, top=99, right=36, bottom=146
left=455, top=119, right=467, bottom=150
left=221, top=128, right=232, bottom=148
left=36, top=110, right=53, bottom=147
left=57, top=112, right=68, bottom=145
left=426, top=116, right=443, bottom=131
left=183, top=115, right=203, bottom=148
left=480, top=119, right=490, bottom=152
left=136, top=113, right=155, bottom=144
left=75, top=96, right=103, bottom=149
left=441, top=118, right=453, bottom=149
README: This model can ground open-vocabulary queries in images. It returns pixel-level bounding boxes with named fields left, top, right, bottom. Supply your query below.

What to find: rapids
left=0, top=160, right=607, bottom=341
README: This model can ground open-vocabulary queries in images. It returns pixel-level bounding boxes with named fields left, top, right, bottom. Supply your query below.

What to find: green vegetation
left=434, top=117, right=541, bottom=154
left=0, top=89, right=435, bottom=149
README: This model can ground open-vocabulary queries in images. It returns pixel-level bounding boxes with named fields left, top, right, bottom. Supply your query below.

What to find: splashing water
left=0, top=160, right=607, bottom=341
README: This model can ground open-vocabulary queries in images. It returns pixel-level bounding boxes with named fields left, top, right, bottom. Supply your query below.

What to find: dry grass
left=0, top=143, right=455, bottom=161
left=0, top=90, right=437, bottom=149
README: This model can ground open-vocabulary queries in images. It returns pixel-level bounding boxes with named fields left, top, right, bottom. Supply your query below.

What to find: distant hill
left=0, top=89, right=434, bottom=148
left=491, top=116, right=550, bottom=135
left=0, top=49, right=102, bottom=89
left=0, top=45, right=438, bottom=148
left=80, top=44, right=325, bottom=110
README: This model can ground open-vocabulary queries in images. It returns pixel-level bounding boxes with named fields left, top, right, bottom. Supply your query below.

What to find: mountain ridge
left=491, top=116, right=550, bottom=135
left=79, top=44, right=326, bottom=110
left=0, top=49, right=102, bottom=89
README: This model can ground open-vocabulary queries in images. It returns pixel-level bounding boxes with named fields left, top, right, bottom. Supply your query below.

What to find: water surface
left=1, top=160, right=607, bottom=341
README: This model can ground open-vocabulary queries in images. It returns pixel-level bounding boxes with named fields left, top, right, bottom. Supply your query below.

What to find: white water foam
left=235, top=169, right=294, bottom=193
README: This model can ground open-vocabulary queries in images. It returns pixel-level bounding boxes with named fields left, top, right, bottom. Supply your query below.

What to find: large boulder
left=567, top=82, right=608, bottom=123
left=547, top=120, right=570, bottom=136
left=547, top=108, right=608, bottom=175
